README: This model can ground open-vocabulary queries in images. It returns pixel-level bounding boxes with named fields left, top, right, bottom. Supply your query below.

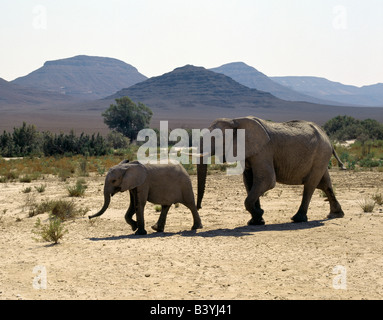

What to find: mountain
left=209, top=62, right=341, bottom=105
left=0, top=77, right=76, bottom=108
left=12, top=55, right=147, bottom=100
left=104, top=64, right=383, bottom=129
left=1, top=61, right=382, bottom=134
left=107, top=64, right=286, bottom=109
left=271, top=76, right=383, bottom=107
left=359, top=84, right=383, bottom=106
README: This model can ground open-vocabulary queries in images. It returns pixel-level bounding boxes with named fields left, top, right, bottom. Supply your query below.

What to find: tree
left=106, top=131, right=130, bottom=149
left=323, top=115, right=383, bottom=141
left=102, top=97, right=153, bottom=141
left=12, top=122, right=41, bottom=156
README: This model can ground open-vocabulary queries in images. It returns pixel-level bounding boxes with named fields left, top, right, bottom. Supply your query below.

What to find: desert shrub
left=22, top=187, right=32, bottom=193
left=373, top=192, right=383, bottom=206
left=358, top=154, right=382, bottom=168
left=29, top=199, right=89, bottom=220
left=1, top=170, right=19, bottom=182
left=51, top=200, right=77, bottom=220
left=78, top=158, right=89, bottom=177
left=67, top=179, right=87, bottom=197
left=358, top=198, right=376, bottom=213
left=19, top=175, right=32, bottom=183
left=34, top=184, right=46, bottom=193
left=32, top=215, right=68, bottom=244
left=0, top=209, right=6, bottom=223
left=0, top=152, right=138, bottom=182
left=28, top=199, right=53, bottom=217
left=106, top=131, right=130, bottom=149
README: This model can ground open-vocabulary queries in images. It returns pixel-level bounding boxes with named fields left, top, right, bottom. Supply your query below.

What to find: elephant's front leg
left=245, top=189, right=266, bottom=226
left=124, top=190, right=137, bottom=231
left=243, top=168, right=263, bottom=217
left=244, top=166, right=276, bottom=226
left=135, top=191, right=147, bottom=235
left=152, top=205, right=171, bottom=232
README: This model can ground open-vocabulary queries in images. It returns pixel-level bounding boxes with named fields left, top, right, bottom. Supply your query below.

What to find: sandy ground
left=0, top=169, right=383, bottom=300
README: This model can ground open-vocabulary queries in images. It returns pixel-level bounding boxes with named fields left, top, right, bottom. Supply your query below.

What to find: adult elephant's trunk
left=197, top=163, right=208, bottom=209
left=88, top=190, right=111, bottom=219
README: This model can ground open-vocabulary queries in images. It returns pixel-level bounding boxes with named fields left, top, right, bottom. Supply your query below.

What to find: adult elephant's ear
left=233, top=116, right=271, bottom=158
left=120, top=163, right=148, bottom=192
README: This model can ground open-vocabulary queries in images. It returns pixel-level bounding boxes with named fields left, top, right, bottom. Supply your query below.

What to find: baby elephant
left=89, top=160, right=203, bottom=235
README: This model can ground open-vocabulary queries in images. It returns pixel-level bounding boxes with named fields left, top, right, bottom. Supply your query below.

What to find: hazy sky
left=1, top=0, right=382, bottom=86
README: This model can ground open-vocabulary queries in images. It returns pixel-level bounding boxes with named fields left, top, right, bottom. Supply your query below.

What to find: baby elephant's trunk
left=88, top=191, right=111, bottom=219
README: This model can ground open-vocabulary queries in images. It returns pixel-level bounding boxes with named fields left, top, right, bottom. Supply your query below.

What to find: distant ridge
left=272, top=76, right=383, bottom=107
left=210, top=62, right=348, bottom=106
left=0, top=77, right=76, bottom=108
left=107, top=64, right=286, bottom=109
left=12, top=55, right=147, bottom=100
left=1, top=57, right=382, bottom=134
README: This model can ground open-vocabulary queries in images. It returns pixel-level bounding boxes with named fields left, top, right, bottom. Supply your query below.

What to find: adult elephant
left=197, top=116, right=345, bottom=225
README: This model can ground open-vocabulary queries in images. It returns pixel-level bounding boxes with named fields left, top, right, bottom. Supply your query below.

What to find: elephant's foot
left=247, top=217, right=265, bottom=226
left=135, top=228, right=147, bottom=235
left=248, top=207, right=265, bottom=225
left=128, top=220, right=138, bottom=231
left=191, top=222, right=203, bottom=230
left=151, top=223, right=164, bottom=233
left=327, top=210, right=344, bottom=219
left=291, top=212, right=308, bottom=223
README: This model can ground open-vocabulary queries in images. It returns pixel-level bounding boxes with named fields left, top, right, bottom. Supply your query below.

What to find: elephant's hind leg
left=291, top=184, right=316, bottom=223
left=152, top=205, right=171, bottom=232
left=317, top=170, right=344, bottom=219
left=187, top=205, right=203, bottom=230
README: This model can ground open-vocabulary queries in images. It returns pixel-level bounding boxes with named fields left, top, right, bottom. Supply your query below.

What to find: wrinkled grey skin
left=89, top=160, right=203, bottom=235
left=197, top=116, right=345, bottom=225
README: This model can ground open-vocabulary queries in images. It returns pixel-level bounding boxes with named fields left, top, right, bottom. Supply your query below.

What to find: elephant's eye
left=111, top=179, right=116, bottom=184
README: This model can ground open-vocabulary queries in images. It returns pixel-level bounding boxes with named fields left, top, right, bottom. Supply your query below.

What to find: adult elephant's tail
left=333, top=148, right=347, bottom=170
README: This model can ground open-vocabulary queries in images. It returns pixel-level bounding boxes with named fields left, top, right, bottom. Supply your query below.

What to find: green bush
left=67, top=179, right=87, bottom=197
left=32, top=215, right=68, bottom=244
left=29, top=199, right=89, bottom=220
left=323, top=115, right=383, bottom=141
left=0, top=123, right=112, bottom=157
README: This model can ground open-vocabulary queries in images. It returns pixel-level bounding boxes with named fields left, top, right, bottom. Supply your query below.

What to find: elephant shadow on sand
left=88, top=219, right=326, bottom=241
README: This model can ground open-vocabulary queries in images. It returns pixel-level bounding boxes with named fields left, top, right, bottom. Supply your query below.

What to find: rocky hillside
left=107, top=64, right=286, bottom=109
left=0, top=77, right=75, bottom=108
left=272, top=76, right=383, bottom=107
left=12, top=55, right=147, bottom=100
left=210, top=62, right=348, bottom=106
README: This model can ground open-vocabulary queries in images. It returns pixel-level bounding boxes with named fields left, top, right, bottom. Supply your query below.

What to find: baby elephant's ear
left=120, top=163, right=148, bottom=192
